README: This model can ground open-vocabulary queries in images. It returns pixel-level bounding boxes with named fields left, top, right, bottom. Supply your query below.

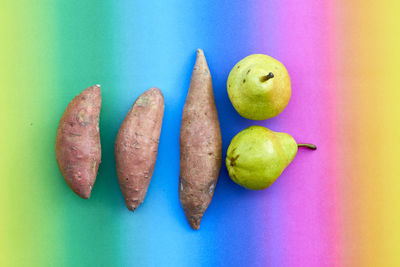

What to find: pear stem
left=297, top=143, right=317, bottom=150
left=259, top=72, right=274, bottom=82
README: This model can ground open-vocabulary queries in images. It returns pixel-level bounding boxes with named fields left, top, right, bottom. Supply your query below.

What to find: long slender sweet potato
left=55, top=84, right=102, bottom=199
left=115, top=87, right=165, bottom=211
left=180, top=49, right=222, bottom=230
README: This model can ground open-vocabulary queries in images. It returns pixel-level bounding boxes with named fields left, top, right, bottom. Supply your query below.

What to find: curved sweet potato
left=179, top=49, right=222, bottom=230
left=55, top=85, right=102, bottom=199
left=115, top=87, right=165, bottom=211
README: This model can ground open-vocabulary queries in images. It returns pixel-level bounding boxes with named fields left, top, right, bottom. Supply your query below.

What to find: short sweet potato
left=179, top=49, right=222, bottom=230
left=115, top=87, right=165, bottom=211
left=55, top=85, right=102, bottom=199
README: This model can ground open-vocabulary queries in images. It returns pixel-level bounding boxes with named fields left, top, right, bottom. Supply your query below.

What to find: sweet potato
left=115, top=87, right=165, bottom=211
left=55, top=85, right=102, bottom=199
left=179, top=49, right=222, bottom=230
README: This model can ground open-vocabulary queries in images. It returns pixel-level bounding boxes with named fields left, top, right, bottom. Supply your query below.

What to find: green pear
left=227, top=54, right=291, bottom=120
left=226, top=126, right=316, bottom=190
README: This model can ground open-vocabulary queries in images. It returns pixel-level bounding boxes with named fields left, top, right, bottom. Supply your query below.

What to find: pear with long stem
left=226, top=126, right=316, bottom=190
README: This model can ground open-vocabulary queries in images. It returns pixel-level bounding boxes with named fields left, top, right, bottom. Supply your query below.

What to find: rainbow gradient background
left=1, top=1, right=400, bottom=266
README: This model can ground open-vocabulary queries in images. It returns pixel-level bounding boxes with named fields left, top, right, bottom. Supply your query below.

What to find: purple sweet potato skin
left=55, top=85, right=102, bottom=199
left=115, top=87, right=165, bottom=211
left=179, top=49, right=222, bottom=230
